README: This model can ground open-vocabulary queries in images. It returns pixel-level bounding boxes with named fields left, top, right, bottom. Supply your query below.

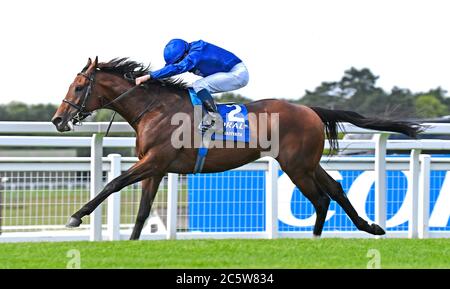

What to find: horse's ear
left=94, top=56, right=98, bottom=68
left=82, top=58, right=92, bottom=72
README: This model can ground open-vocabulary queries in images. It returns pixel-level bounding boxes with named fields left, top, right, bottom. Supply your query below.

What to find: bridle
left=62, top=71, right=96, bottom=124
left=62, top=69, right=159, bottom=133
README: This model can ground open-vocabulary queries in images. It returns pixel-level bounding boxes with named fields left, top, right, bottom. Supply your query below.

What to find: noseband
left=62, top=71, right=96, bottom=123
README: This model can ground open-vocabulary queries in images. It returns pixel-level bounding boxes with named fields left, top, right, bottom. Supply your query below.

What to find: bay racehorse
left=52, top=57, right=422, bottom=240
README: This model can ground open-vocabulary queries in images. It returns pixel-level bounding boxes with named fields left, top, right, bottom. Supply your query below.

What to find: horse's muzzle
left=51, top=116, right=72, bottom=132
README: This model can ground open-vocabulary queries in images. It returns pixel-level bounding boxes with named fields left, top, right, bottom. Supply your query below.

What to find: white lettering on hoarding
left=277, top=170, right=450, bottom=228
left=277, top=172, right=335, bottom=226
left=429, top=171, right=450, bottom=227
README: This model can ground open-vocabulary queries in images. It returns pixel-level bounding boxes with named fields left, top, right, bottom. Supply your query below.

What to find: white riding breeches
left=192, top=62, right=249, bottom=94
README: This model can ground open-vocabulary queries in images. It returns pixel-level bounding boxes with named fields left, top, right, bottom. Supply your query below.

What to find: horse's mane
left=97, top=57, right=189, bottom=90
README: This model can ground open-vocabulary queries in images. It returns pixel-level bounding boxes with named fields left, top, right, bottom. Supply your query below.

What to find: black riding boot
left=196, top=89, right=220, bottom=133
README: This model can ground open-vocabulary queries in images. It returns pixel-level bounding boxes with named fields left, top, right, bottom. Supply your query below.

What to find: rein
left=102, top=85, right=141, bottom=108
left=103, top=85, right=158, bottom=135
left=101, top=85, right=140, bottom=136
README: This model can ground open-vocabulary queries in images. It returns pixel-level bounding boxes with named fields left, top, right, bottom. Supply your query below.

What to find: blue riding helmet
left=164, top=39, right=189, bottom=65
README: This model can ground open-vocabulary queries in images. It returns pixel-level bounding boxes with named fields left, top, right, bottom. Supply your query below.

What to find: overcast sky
left=0, top=0, right=449, bottom=104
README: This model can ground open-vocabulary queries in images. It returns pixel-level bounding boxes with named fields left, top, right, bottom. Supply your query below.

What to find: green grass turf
left=0, top=186, right=177, bottom=227
left=0, top=238, right=449, bottom=269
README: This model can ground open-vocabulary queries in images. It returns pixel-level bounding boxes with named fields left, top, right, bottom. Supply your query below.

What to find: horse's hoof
left=66, top=217, right=82, bottom=228
left=371, top=223, right=386, bottom=235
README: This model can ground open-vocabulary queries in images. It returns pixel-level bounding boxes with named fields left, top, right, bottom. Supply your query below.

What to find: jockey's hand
left=136, top=75, right=151, bottom=86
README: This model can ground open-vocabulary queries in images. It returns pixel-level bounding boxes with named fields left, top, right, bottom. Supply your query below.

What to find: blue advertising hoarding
left=188, top=168, right=450, bottom=232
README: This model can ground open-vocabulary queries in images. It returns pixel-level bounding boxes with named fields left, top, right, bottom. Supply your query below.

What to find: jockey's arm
left=136, top=56, right=197, bottom=85
left=135, top=56, right=196, bottom=85
left=151, top=55, right=197, bottom=80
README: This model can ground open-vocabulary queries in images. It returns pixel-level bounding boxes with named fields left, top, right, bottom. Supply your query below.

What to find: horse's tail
left=309, top=106, right=424, bottom=153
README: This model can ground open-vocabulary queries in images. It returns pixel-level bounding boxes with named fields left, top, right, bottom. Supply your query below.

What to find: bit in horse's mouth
left=67, top=120, right=74, bottom=131
left=52, top=117, right=73, bottom=132
left=58, top=121, right=72, bottom=132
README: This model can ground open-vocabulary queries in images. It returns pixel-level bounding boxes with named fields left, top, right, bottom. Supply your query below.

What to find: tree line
left=295, top=67, right=449, bottom=119
left=0, top=67, right=448, bottom=121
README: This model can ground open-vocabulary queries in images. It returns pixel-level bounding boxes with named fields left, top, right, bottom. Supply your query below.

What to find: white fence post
left=408, top=149, right=421, bottom=238
left=266, top=158, right=279, bottom=239
left=374, top=133, right=388, bottom=236
left=90, top=134, right=103, bottom=241
left=167, top=173, right=179, bottom=240
left=107, top=154, right=121, bottom=241
left=418, top=154, right=431, bottom=239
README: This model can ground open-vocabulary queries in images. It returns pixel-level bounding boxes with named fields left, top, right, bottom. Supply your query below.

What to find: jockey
left=136, top=39, right=249, bottom=132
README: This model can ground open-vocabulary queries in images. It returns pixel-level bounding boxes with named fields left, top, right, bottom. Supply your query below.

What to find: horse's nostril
left=52, top=116, right=63, bottom=126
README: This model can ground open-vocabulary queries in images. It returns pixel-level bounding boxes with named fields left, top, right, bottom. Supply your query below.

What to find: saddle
left=188, top=88, right=251, bottom=173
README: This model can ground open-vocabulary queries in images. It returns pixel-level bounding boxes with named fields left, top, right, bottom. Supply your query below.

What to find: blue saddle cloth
left=188, top=88, right=250, bottom=173
left=213, top=104, right=250, bottom=142
left=188, top=88, right=250, bottom=143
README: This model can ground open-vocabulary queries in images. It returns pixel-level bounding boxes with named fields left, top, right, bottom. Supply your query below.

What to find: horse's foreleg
left=129, top=176, right=163, bottom=240
left=315, top=166, right=385, bottom=235
left=66, top=154, right=164, bottom=228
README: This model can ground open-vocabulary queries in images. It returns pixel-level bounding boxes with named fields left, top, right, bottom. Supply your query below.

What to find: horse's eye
left=75, top=86, right=83, bottom=92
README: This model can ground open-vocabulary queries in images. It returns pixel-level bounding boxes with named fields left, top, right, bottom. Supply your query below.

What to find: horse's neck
left=110, top=88, right=157, bottom=127
left=104, top=81, right=190, bottom=130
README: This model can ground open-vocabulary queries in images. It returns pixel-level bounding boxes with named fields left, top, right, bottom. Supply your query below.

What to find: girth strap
left=193, top=146, right=208, bottom=174
left=189, top=88, right=209, bottom=173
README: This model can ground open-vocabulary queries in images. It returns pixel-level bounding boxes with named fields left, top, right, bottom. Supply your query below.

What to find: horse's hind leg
left=284, top=168, right=331, bottom=237
left=130, top=175, right=164, bottom=240
left=315, top=166, right=385, bottom=235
